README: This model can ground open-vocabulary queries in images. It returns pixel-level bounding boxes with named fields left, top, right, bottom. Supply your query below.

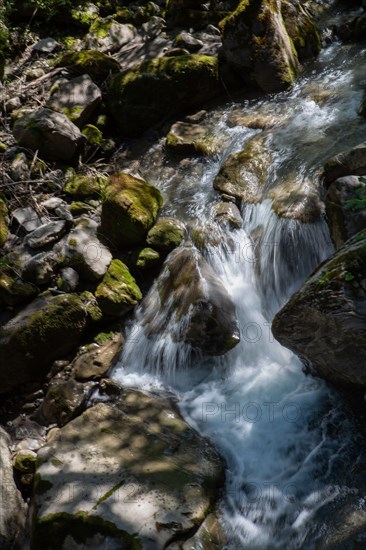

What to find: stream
left=113, top=29, right=366, bottom=549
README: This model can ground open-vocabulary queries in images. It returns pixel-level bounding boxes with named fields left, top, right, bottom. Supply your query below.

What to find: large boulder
left=146, top=217, right=185, bottom=254
left=95, top=259, right=142, bottom=316
left=272, top=231, right=366, bottom=391
left=323, top=142, right=366, bottom=184
left=107, top=55, right=225, bottom=136
left=0, top=293, right=95, bottom=393
left=326, top=175, right=366, bottom=248
left=141, top=245, right=240, bottom=355
left=220, top=0, right=320, bottom=92
left=0, top=427, right=26, bottom=548
left=13, top=109, right=85, bottom=161
left=100, top=172, right=163, bottom=248
left=32, top=392, right=224, bottom=549
left=54, top=50, right=120, bottom=83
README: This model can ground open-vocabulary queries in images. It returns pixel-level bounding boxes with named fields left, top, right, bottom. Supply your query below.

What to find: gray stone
left=13, top=109, right=85, bottom=161
left=85, top=19, right=136, bottom=53
left=12, top=206, right=44, bottom=233
left=174, top=31, right=204, bottom=52
left=32, top=392, right=223, bottom=548
left=46, top=75, right=102, bottom=128
left=33, top=37, right=60, bottom=53
left=22, top=252, right=58, bottom=285
left=9, top=152, right=30, bottom=181
left=25, top=220, right=67, bottom=249
left=55, top=217, right=112, bottom=281
left=324, top=142, right=366, bottom=184
left=41, top=197, right=65, bottom=210
left=0, top=427, right=26, bottom=548
left=58, top=267, right=79, bottom=292
left=142, top=16, right=166, bottom=38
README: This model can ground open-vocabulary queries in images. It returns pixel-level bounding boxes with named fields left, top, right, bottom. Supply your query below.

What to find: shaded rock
left=166, top=121, right=218, bottom=156
left=107, top=55, right=225, bottom=136
left=55, top=217, right=112, bottom=281
left=64, top=172, right=105, bottom=198
left=323, top=142, right=366, bottom=184
left=57, top=267, right=79, bottom=292
left=0, top=427, right=26, bottom=549
left=22, top=252, right=58, bottom=285
left=146, top=217, right=185, bottom=253
left=0, top=293, right=92, bottom=393
left=54, top=50, right=120, bottom=83
left=326, top=176, right=366, bottom=249
left=272, top=231, right=366, bottom=391
left=12, top=206, right=44, bottom=233
left=33, top=37, right=60, bottom=53
left=142, top=15, right=166, bottom=38
left=141, top=245, right=240, bottom=355
left=13, top=109, right=85, bottom=162
left=269, top=175, right=324, bottom=223
left=131, top=247, right=161, bottom=271
left=0, top=196, right=8, bottom=247
left=281, top=0, right=321, bottom=61
left=73, top=332, right=123, bottom=380
left=25, top=220, right=67, bottom=249
left=9, top=152, right=30, bottom=181
left=100, top=172, right=163, bottom=248
left=13, top=449, right=37, bottom=473
left=37, top=378, right=92, bottom=427
left=46, top=74, right=102, bottom=128
left=213, top=133, right=272, bottom=203
left=95, top=259, right=142, bottom=316
left=85, top=18, right=136, bottom=53
left=174, top=31, right=204, bottom=52
left=33, top=392, right=223, bottom=548
left=213, top=201, right=242, bottom=228
left=180, top=513, right=227, bottom=550
left=0, top=266, right=38, bottom=306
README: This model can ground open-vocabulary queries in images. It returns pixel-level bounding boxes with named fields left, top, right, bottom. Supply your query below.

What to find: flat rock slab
left=33, top=391, right=223, bottom=549
left=12, top=206, right=45, bottom=233
left=33, top=37, right=60, bottom=53
left=25, top=220, right=67, bottom=249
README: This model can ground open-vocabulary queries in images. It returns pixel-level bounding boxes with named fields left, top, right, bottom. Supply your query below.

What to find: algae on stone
left=95, top=259, right=142, bottom=316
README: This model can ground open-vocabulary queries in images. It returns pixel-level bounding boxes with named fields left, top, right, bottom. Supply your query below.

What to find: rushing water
left=113, top=34, right=366, bottom=548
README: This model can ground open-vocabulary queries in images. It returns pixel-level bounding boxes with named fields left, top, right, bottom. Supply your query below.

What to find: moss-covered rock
left=272, top=230, right=366, bottom=391
left=100, top=173, right=163, bottom=248
left=107, top=55, right=225, bottom=136
left=213, top=133, right=272, bottom=203
left=134, top=247, right=161, bottom=270
left=0, top=266, right=38, bottom=306
left=165, top=121, right=218, bottom=157
left=0, top=293, right=92, bottom=393
left=64, top=173, right=105, bottom=198
left=146, top=217, right=185, bottom=253
left=54, top=50, right=120, bottom=83
left=281, top=0, right=321, bottom=62
left=0, top=196, right=8, bottom=247
left=95, top=259, right=142, bottom=316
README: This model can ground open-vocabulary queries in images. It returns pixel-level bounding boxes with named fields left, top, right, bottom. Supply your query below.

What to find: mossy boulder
left=54, top=50, right=120, bottom=83
left=95, top=259, right=142, bottom=316
left=0, top=293, right=93, bottom=393
left=133, top=247, right=161, bottom=270
left=146, top=217, right=185, bottom=253
left=272, top=230, right=366, bottom=391
left=281, top=0, right=321, bottom=62
left=0, top=196, right=8, bottom=247
left=33, top=392, right=223, bottom=548
left=323, top=142, right=366, bottom=185
left=64, top=173, right=105, bottom=198
left=0, top=266, right=38, bottom=306
left=107, top=55, right=225, bottom=136
left=213, top=133, right=272, bottom=204
left=165, top=121, right=218, bottom=157
left=100, top=173, right=163, bottom=248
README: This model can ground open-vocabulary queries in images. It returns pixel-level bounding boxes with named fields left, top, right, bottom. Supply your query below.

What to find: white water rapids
left=113, top=34, right=366, bottom=548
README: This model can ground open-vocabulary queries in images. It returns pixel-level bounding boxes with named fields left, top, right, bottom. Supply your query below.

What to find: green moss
left=135, top=247, right=161, bottom=269
left=54, top=50, right=120, bottom=83
left=60, top=105, right=83, bottom=122
left=94, top=330, right=117, bottom=345
left=32, top=511, right=142, bottom=549
left=13, top=453, right=37, bottom=473
left=80, top=291, right=103, bottom=322
left=82, top=124, right=103, bottom=146
left=93, top=479, right=125, bottom=508
left=146, top=218, right=184, bottom=253
left=64, top=173, right=105, bottom=197
left=0, top=196, right=8, bottom=247
left=95, top=259, right=142, bottom=317
left=89, top=17, right=113, bottom=39
left=68, top=238, right=78, bottom=247
left=69, top=201, right=95, bottom=215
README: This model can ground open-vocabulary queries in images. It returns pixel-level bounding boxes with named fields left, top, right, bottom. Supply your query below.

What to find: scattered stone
left=13, top=109, right=85, bottom=161
left=174, top=31, right=204, bottom=52
left=5, top=96, right=21, bottom=113
left=213, top=201, right=242, bottom=229
left=73, top=332, right=123, bottom=380
left=166, top=121, right=218, bottom=156
left=37, top=378, right=92, bottom=427
left=100, top=172, right=163, bottom=248
left=33, top=37, right=60, bottom=53
left=25, top=68, right=45, bottom=81
left=22, top=252, right=58, bottom=285
left=226, top=110, right=282, bottom=129
left=146, top=217, right=185, bottom=253
left=12, top=206, right=44, bottom=233
left=46, top=74, right=102, bottom=127
left=57, top=267, right=79, bottom=292
left=95, top=259, right=142, bottom=316
left=41, top=197, right=65, bottom=210
left=269, top=175, right=324, bottom=223
left=33, top=392, right=223, bottom=548
left=25, top=220, right=67, bottom=249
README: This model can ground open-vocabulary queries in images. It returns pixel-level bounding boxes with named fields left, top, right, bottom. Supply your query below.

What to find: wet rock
left=13, top=109, right=85, bottom=161
left=213, top=201, right=242, bottom=229
left=146, top=217, right=185, bottom=253
left=226, top=110, right=283, bottom=129
left=54, top=50, right=120, bottom=83
left=142, top=245, right=240, bottom=355
left=326, top=176, right=366, bottom=249
left=57, top=267, right=79, bottom=292
left=323, top=142, right=366, bottom=184
left=0, top=427, right=26, bottom=548
left=0, top=292, right=92, bottom=393
left=272, top=231, right=366, bottom=391
left=32, top=37, right=60, bottom=53
left=174, top=31, right=204, bottom=52
left=25, top=220, right=67, bottom=249
left=37, top=378, right=92, bottom=427
left=179, top=513, right=227, bottom=550
left=269, top=175, right=324, bottom=223
left=107, top=55, right=225, bottom=137
left=22, top=252, right=58, bottom=285
left=100, top=172, right=163, bottom=248
left=46, top=74, right=102, bottom=127
left=12, top=206, right=44, bottom=233
left=166, top=121, right=218, bottom=156
left=95, top=259, right=142, bottom=316
left=213, top=133, right=272, bottom=204
left=55, top=217, right=112, bottom=281
left=132, top=247, right=161, bottom=270
left=73, top=332, right=123, bottom=380
left=33, top=391, right=223, bottom=549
